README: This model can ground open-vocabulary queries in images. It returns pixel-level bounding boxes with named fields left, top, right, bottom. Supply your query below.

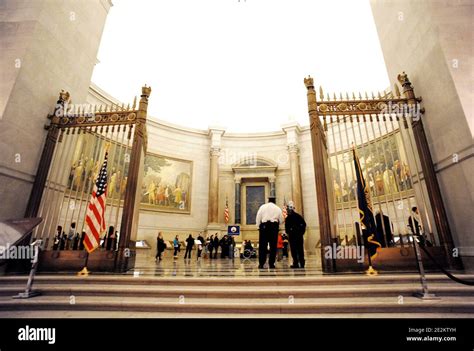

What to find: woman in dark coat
left=155, top=232, right=166, bottom=261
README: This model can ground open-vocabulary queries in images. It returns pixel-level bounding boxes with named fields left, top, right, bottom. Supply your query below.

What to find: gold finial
left=304, top=75, right=314, bottom=89
left=98, top=105, right=103, bottom=112
left=377, top=91, right=382, bottom=99
left=365, top=91, right=369, bottom=99
left=326, top=93, right=330, bottom=101
left=346, top=92, right=349, bottom=100
left=371, top=91, right=375, bottom=99
left=394, top=83, right=401, bottom=97
left=339, top=92, right=343, bottom=100
left=141, top=85, right=152, bottom=97
left=126, top=103, right=130, bottom=110
left=319, top=86, right=324, bottom=100
left=358, top=92, right=362, bottom=99
left=105, top=105, right=109, bottom=112
left=397, top=71, right=410, bottom=87
left=58, top=90, right=71, bottom=104
left=352, top=92, right=356, bottom=100
left=333, top=92, right=337, bottom=101
left=121, top=102, right=125, bottom=110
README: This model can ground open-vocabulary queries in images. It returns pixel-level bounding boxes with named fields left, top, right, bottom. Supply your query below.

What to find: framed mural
left=66, top=133, right=129, bottom=202
left=141, top=153, right=193, bottom=213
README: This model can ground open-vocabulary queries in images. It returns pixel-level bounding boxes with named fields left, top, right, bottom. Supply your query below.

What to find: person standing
left=156, top=232, right=166, bottom=261
left=285, top=201, right=306, bottom=268
left=197, top=233, right=205, bottom=260
left=208, top=235, right=214, bottom=259
left=66, top=222, right=76, bottom=250
left=276, top=233, right=284, bottom=261
left=173, top=235, right=180, bottom=258
left=184, top=234, right=194, bottom=259
left=53, top=226, right=62, bottom=250
left=213, top=234, right=219, bottom=259
left=229, top=236, right=235, bottom=259
left=282, top=233, right=289, bottom=258
left=256, top=196, right=284, bottom=269
left=408, top=206, right=432, bottom=246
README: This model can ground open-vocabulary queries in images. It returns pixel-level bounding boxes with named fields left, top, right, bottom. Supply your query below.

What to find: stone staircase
left=0, top=274, right=473, bottom=317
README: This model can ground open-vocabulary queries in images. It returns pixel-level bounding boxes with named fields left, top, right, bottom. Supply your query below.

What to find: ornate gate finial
left=397, top=71, right=411, bottom=88
left=304, top=75, right=314, bottom=89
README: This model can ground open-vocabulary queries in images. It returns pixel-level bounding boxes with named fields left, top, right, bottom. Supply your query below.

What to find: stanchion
left=411, top=234, right=440, bottom=300
left=365, top=249, right=378, bottom=276
left=13, top=240, right=43, bottom=299
left=77, top=252, right=90, bottom=276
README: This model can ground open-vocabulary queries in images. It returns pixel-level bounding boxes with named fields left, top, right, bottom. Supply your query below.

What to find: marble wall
left=0, top=0, right=112, bottom=220
left=370, top=0, right=474, bottom=268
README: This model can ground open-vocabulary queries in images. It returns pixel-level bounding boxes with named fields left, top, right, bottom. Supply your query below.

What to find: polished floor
left=123, top=249, right=323, bottom=277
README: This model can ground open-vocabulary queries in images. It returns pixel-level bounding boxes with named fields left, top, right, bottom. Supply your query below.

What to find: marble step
left=0, top=295, right=473, bottom=315
left=2, top=310, right=472, bottom=318
left=1, top=283, right=473, bottom=298
left=1, top=274, right=473, bottom=286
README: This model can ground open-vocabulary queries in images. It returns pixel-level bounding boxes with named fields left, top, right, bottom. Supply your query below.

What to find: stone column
left=288, top=143, right=303, bottom=214
left=207, top=127, right=225, bottom=232
left=269, top=176, right=276, bottom=198
left=234, top=178, right=241, bottom=224
left=208, top=147, right=220, bottom=224
left=282, top=122, right=304, bottom=214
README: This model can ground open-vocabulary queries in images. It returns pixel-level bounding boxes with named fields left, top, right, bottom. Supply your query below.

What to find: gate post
left=304, top=76, right=335, bottom=273
left=24, top=91, right=69, bottom=219
left=115, top=85, right=151, bottom=272
left=398, top=72, right=461, bottom=269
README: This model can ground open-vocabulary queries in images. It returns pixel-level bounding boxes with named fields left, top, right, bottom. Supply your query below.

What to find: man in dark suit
left=375, top=211, right=394, bottom=247
left=408, top=206, right=432, bottom=247
left=284, top=201, right=307, bottom=268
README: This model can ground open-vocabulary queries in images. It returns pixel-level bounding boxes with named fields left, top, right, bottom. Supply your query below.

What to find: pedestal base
left=413, top=292, right=441, bottom=300
left=13, top=290, right=42, bottom=299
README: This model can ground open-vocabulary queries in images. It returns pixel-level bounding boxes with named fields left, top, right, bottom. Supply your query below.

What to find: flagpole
left=352, top=144, right=378, bottom=276
left=365, top=247, right=377, bottom=276
left=78, top=142, right=110, bottom=276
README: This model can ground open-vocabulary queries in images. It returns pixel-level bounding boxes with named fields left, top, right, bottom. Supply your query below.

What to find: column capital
left=210, top=147, right=221, bottom=157
left=234, top=177, right=242, bottom=184
left=268, top=176, right=276, bottom=183
left=288, top=143, right=299, bottom=154
left=282, top=121, right=301, bottom=147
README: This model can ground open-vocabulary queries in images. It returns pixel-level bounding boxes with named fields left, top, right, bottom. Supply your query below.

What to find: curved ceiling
left=91, top=0, right=389, bottom=133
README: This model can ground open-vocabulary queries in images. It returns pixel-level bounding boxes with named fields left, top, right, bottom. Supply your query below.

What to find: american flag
left=282, top=198, right=288, bottom=220
left=224, top=199, right=229, bottom=224
left=83, top=152, right=108, bottom=253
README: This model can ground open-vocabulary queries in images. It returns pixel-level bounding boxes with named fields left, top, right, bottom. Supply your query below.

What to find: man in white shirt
left=255, top=196, right=284, bottom=269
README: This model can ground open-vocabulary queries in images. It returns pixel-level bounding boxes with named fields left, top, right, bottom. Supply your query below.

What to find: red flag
left=83, top=152, right=108, bottom=253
